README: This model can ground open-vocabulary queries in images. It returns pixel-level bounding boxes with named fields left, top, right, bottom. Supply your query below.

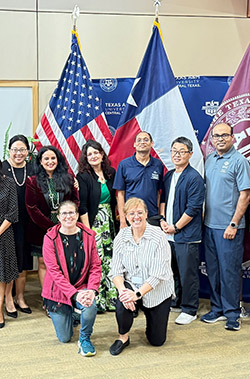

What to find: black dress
left=2, top=160, right=34, bottom=272
left=0, top=176, right=19, bottom=283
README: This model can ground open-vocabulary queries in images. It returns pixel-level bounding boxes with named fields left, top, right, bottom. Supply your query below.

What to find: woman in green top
left=77, top=140, right=117, bottom=313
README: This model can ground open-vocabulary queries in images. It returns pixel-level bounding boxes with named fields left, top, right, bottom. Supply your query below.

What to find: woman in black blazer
left=76, top=140, right=117, bottom=312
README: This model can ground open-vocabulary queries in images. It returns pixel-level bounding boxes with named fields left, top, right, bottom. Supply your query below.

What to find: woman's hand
left=119, top=288, right=137, bottom=303
left=122, top=300, right=136, bottom=311
left=74, top=177, right=79, bottom=190
left=76, top=289, right=95, bottom=307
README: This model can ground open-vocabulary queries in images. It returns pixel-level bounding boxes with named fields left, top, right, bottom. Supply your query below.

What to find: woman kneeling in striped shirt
left=109, top=197, right=174, bottom=356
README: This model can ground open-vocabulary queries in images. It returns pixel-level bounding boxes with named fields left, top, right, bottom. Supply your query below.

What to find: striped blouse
left=110, top=223, right=174, bottom=308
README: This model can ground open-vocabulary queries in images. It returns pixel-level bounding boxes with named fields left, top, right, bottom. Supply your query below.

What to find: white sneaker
left=175, top=312, right=197, bottom=325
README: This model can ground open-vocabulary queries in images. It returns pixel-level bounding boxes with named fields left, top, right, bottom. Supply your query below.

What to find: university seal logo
left=201, top=100, right=219, bottom=117
left=207, top=93, right=250, bottom=160
left=100, top=78, right=118, bottom=93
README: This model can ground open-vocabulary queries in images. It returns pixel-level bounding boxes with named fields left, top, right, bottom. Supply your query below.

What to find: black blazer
left=76, top=167, right=116, bottom=228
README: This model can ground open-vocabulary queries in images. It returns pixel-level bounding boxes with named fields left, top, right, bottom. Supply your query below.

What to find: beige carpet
left=1, top=274, right=250, bottom=379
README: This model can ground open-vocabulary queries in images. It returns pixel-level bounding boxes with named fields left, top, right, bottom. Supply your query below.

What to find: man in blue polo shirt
left=201, top=122, right=250, bottom=331
left=113, top=131, right=163, bottom=228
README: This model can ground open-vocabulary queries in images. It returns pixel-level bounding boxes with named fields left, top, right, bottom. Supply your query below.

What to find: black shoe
left=14, top=302, right=32, bottom=314
left=0, top=318, right=5, bottom=328
left=133, top=310, right=139, bottom=318
left=5, top=308, right=17, bottom=318
left=109, top=338, right=130, bottom=356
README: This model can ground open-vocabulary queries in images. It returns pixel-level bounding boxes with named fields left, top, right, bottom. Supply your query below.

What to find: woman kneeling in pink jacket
left=42, top=200, right=101, bottom=357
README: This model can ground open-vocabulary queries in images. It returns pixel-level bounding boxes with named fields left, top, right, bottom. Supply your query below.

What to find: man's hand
left=223, top=225, right=237, bottom=240
left=161, top=220, right=175, bottom=235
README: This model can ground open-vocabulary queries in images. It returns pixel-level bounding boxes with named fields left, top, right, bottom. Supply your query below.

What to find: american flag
left=34, top=31, right=113, bottom=174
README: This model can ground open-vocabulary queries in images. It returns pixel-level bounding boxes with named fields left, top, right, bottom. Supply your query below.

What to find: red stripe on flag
left=109, top=118, right=141, bottom=170
left=81, top=125, right=95, bottom=142
left=37, top=114, right=72, bottom=168
left=39, top=114, right=62, bottom=149
left=67, top=135, right=82, bottom=163
left=66, top=124, right=95, bottom=165
left=95, top=114, right=113, bottom=145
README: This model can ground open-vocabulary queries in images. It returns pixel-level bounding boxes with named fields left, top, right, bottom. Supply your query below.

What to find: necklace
left=9, top=162, right=27, bottom=187
left=94, top=170, right=105, bottom=183
left=47, top=179, right=60, bottom=210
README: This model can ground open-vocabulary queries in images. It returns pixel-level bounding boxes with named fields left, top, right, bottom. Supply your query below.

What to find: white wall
left=0, top=0, right=249, bottom=126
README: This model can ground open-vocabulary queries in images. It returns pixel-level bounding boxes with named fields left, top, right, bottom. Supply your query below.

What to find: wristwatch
left=230, top=222, right=239, bottom=229
left=136, top=291, right=142, bottom=300
left=174, top=223, right=181, bottom=234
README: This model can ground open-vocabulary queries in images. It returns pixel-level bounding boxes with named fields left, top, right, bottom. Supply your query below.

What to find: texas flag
left=109, top=21, right=204, bottom=175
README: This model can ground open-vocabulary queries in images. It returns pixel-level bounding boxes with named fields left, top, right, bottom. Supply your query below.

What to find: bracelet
left=174, top=224, right=181, bottom=234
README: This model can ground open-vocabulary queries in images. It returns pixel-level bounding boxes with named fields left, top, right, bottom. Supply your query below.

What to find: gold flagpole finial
left=154, top=0, right=161, bottom=22
left=72, top=5, right=80, bottom=31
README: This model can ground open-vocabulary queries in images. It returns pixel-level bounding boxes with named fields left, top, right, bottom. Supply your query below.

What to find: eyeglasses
left=211, top=133, right=232, bottom=140
left=170, top=149, right=191, bottom=156
left=59, top=211, right=77, bottom=218
left=127, top=211, right=145, bottom=217
left=10, top=148, right=28, bottom=154
left=135, top=138, right=150, bottom=143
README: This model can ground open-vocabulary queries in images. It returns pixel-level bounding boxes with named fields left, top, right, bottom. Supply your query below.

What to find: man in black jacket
left=160, top=136, right=204, bottom=325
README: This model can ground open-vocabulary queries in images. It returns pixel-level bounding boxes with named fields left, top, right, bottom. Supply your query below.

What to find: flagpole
left=72, top=4, right=80, bottom=31
left=154, top=0, right=161, bottom=22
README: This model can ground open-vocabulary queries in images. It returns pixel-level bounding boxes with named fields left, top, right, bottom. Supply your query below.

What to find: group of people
left=0, top=122, right=249, bottom=357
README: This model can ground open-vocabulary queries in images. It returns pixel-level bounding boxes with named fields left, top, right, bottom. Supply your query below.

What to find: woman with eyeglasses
left=42, top=200, right=101, bottom=357
left=25, top=146, right=79, bottom=290
left=2, top=135, right=34, bottom=317
left=0, top=159, right=18, bottom=328
left=109, top=197, right=174, bottom=356
left=76, top=140, right=117, bottom=313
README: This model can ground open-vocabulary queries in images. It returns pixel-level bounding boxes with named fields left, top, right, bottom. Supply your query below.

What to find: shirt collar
left=213, top=145, right=235, bottom=159
left=132, top=153, right=153, bottom=167
left=122, top=222, right=153, bottom=242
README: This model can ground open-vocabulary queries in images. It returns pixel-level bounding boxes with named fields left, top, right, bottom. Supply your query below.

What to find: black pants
left=115, top=283, right=171, bottom=346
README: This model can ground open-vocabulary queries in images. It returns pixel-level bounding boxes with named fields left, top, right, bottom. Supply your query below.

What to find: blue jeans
left=49, top=299, right=97, bottom=343
left=204, top=226, right=244, bottom=319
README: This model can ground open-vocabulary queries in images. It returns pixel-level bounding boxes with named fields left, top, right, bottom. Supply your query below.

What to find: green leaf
left=3, top=122, right=12, bottom=160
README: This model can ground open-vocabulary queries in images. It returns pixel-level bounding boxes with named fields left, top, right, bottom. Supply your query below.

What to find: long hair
left=34, top=146, right=73, bottom=195
left=78, top=139, right=112, bottom=178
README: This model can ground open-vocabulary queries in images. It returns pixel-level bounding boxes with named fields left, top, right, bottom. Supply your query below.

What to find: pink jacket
left=42, top=222, right=101, bottom=306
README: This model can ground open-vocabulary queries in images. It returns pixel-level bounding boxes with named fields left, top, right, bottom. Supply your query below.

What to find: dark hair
left=8, top=135, right=29, bottom=150
left=171, top=136, right=193, bottom=152
left=134, top=131, right=153, bottom=142
left=34, top=145, right=73, bottom=195
left=212, top=122, right=233, bottom=135
left=57, top=200, right=78, bottom=215
left=78, top=139, right=112, bottom=178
